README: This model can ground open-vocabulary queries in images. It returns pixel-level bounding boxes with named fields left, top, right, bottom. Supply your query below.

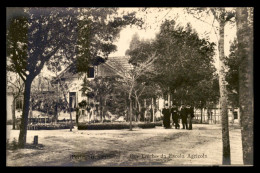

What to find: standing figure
left=162, top=105, right=171, bottom=128
left=186, top=105, right=194, bottom=130
left=180, top=105, right=188, bottom=129
left=171, top=105, right=180, bottom=129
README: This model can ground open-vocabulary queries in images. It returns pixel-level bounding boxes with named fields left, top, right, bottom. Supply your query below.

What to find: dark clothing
left=186, top=107, right=194, bottom=130
left=162, top=108, right=171, bottom=128
left=171, top=108, right=180, bottom=129
left=180, top=107, right=188, bottom=129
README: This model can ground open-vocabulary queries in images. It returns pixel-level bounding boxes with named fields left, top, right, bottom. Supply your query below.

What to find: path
left=6, top=124, right=243, bottom=166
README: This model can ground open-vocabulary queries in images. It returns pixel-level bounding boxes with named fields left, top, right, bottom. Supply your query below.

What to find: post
left=69, top=107, right=73, bottom=131
left=12, top=98, right=16, bottom=130
left=214, top=108, right=217, bottom=124
left=33, top=135, right=38, bottom=145
left=152, top=97, right=155, bottom=122
left=237, top=107, right=241, bottom=126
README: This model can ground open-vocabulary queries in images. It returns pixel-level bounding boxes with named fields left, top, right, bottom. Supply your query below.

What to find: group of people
left=162, top=104, right=195, bottom=130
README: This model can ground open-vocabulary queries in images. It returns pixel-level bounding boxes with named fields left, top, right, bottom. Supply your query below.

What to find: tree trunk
left=18, top=78, right=33, bottom=148
left=152, top=97, right=155, bottom=122
left=137, top=99, right=141, bottom=122
left=238, top=107, right=241, bottom=126
left=129, top=98, right=133, bottom=131
left=200, top=107, right=203, bottom=124
left=125, top=98, right=128, bottom=121
left=236, top=7, right=254, bottom=165
left=214, top=109, right=217, bottom=124
left=12, top=97, right=16, bottom=130
left=46, top=108, right=48, bottom=125
left=167, top=92, right=171, bottom=107
left=231, top=106, right=235, bottom=124
left=69, top=107, right=72, bottom=131
left=100, top=97, right=103, bottom=123
left=218, top=19, right=231, bottom=165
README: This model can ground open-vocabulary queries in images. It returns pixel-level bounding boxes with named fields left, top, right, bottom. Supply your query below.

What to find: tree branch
left=33, top=43, right=61, bottom=77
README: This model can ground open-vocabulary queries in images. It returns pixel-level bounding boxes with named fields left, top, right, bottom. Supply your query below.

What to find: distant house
left=51, top=56, right=133, bottom=121
left=6, top=86, right=23, bottom=121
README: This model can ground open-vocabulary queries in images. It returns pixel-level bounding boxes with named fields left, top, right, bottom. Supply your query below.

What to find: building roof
left=53, top=56, right=133, bottom=81
left=105, top=56, right=133, bottom=74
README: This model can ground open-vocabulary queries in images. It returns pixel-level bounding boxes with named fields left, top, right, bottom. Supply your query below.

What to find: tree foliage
left=127, top=20, right=217, bottom=107
left=80, top=76, right=127, bottom=118
left=224, top=40, right=239, bottom=107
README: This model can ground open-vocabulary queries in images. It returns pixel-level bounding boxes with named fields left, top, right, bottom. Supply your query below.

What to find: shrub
left=27, top=123, right=72, bottom=130
left=153, top=121, right=163, bottom=126
left=78, top=122, right=156, bottom=130
left=6, top=138, right=18, bottom=150
left=78, top=123, right=130, bottom=130
left=137, top=123, right=156, bottom=129
left=192, top=119, right=209, bottom=124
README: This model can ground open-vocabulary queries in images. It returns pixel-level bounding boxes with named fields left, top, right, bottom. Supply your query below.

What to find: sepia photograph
left=6, top=7, right=253, bottom=167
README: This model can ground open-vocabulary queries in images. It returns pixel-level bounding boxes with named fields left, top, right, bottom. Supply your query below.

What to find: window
left=87, top=67, right=95, bottom=78
left=69, top=92, right=76, bottom=108
left=234, top=111, right=238, bottom=119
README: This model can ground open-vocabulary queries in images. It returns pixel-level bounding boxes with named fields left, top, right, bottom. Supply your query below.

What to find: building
left=52, top=56, right=132, bottom=122
left=6, top=86, right=23, bottom=121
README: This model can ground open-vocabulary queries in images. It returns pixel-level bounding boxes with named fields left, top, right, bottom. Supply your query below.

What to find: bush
left=78, top=123, right=130, bottom=130
left=137, top=123, right=156, bottom=129
left=6, top=138, right=18, bottom=150
left=78, top=122, right=157, bottom=130
left=153, top=121, right=163, bottom=126
left=192, top=119, right=209, bottom=124
left=27, top=123, right=72, bottom=130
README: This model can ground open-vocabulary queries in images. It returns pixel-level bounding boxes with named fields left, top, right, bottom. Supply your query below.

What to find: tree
left=187, top=7, right=236, bottom=165
left=153, top=20, right=216, bottom=105
left=126, top=19, right=217, bottom=125
left=142, top=20, right=216, bottom=105
left=6, top=7, right=142, bottom=148
left=113, top=53, right=158, bottom=130
left=7, top=8, right=79, bottom=147
left=235, top=7, right=254, bottom=165
left=126, top=34, right=163, bottom=122
left=186, top=76, right=220, bottom=123
left=224, top=40, right=239, bottom=124
left=80, top=76, right=120, bottom=122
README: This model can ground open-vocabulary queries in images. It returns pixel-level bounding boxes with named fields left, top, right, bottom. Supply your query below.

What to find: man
left=162, top=104, right=171, bottom=128
left=186, top=105, right=194, bottom=130
left=171, top=105, right=180, bottom=129
left=180, top=105, right=188, bottom=129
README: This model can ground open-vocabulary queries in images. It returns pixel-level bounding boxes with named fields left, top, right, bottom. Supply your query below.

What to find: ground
left=6, top=123, right=243, bottom=166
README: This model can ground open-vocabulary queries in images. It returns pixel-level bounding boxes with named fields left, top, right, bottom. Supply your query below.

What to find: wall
left=6, top=94, right=13, bottom=120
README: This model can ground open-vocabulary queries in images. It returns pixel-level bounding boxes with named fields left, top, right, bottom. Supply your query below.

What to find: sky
left=109, top=8, right=237, bottom=66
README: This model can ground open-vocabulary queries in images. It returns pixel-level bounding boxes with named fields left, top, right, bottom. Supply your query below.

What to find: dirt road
left=6, top=124, right=243, bottom=166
